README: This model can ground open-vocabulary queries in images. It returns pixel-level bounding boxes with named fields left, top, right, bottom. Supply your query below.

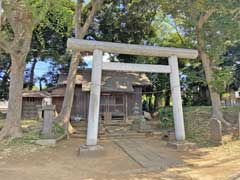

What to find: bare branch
left=232, top=8, right=240, bottom=20
left=79, top=0, right=104, bottom=38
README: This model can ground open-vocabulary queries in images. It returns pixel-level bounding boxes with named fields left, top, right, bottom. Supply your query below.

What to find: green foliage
left=24, top=0, right=50, bottom=27
left=0, top=51, right=10, bottom=100
left=160, top=0, right=240, bottom=94
left=158, top=106, right=239, bottom=147
left=223, top=42, right=240, bottom=90
left=89, top=0, right=159, bottom=44
left=29, top=0, right=74, bottom=60
left=52, top=122, right=65, bottom=137
left=0, top=0, right=75, bottom=93
left=211, top=67, right=233, bottom=93
left=158, top=107, right=174, bottom=129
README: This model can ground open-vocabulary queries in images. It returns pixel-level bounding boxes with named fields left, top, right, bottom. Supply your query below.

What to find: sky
left=28, top=53, right=110, bottom=88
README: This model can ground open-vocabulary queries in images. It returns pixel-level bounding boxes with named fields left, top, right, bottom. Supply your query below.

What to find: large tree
left=56, top=0, right=104, bottom=134
left=161, top=1, right=240, bottom=125
left=0, top=0, right=71, bottom=140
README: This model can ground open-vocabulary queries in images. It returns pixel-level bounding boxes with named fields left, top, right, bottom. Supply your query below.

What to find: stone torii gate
left=67, top=38, right=198, bottom=148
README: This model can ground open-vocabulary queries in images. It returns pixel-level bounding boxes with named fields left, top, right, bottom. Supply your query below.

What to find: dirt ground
left=1, top=137, right=240, bottom=180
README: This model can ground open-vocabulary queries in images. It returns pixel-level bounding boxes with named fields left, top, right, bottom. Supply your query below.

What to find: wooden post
left=169, top=56, right=186, bottom=141
left=86, top=49, right=103, bottom=146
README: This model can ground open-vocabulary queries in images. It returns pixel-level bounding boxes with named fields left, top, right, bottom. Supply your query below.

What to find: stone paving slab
left=115, top=139, right=184, bottom=169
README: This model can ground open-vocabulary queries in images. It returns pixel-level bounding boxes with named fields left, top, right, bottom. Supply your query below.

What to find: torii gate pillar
left=169, top=56, right=185, bottom=141
left=86, top=49, right=103, bottom=146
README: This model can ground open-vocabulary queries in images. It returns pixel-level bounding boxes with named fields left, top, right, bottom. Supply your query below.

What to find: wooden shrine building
left=22, top=69, right=151, bottom=122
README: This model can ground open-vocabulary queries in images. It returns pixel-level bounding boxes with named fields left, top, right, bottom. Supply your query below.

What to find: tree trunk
left=39, top=79, right=42, bottom=91
left=198, top=50, right=230, bottom=126
left=0, top=55, right=26, bottom=140
left=154, top=93, right=161, bottom=111
left=55, top=52, right=80, bottom=133
left=28, top=58, right=37, bottom=90
left=165, top=91, right=171, bottom=107
left=196, top=9, right=230, bottom=126
left=148, top=94, right=153, bottom=113
left=56, top=0, right=103, bottom=135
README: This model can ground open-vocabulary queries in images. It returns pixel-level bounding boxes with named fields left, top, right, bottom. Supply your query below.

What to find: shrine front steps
left=70, top=130, right=165, bottom=139
left=70, top=120, right=166, bottom=139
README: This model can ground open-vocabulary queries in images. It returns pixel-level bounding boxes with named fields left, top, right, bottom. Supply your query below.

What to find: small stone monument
left=42, top=97, right=52, bottom=106
left=41, top=104, right=55, bottom=138
left=210, top=118, right=222, bottom=145
left=133, top=103, right=141, bottom=117
left=131, top=103, right=152, bottom=133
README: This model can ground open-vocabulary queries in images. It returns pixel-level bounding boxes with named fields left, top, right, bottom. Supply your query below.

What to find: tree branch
left=75, top=0, right=83, bottom=38
left=196, top=8, right=216, bottom=51
left=79, top=0, right=104, bottom=38
left=197, top=8, right=216, bottom=30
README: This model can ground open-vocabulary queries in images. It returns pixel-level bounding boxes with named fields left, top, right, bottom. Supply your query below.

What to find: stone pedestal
left=41, top=105, right=55, bottom=138
left=78, top=145, right=104, bottom=156
left=167, top=141, right=197, bottom=151
left=168, top=131, right=176, bottom=141
left=210, top=118, right=222, bottom=145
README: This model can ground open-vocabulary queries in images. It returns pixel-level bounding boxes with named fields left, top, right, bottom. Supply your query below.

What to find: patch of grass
left=0, top=120, right=4, bottom=130
left=158, top=106, right=240, bottom=147
left=53, top=122, right=65, bottom=137
left=0, top=119, right=66, bottom=158
left=222, top=106, right=240, bottom=124
left=159, top=107, right=174, bottom=129
left=3, top=120, right=42, bottom=146
left=184, top=106, right=212, bottom=147
left=0, top=112, right=6, bottom=119
left=1, top=119, right=65, bottom=145
left=0, top=112, right=6, bottom=130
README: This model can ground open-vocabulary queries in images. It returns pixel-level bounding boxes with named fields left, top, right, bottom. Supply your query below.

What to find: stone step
left=71, top=131, right=164, bottom=139
left=74, top=129, right=105, bottom=135
left=71, top=121, right=88, bottom=127
left=70, top=134, right=86, bottom=139
left=74, top=126, right=87, bottom=131
left=75, top=130, right=87, bottom=134
left=103, top=122, right=132, bottom=127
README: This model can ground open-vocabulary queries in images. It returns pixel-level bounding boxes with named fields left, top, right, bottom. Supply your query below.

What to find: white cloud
left=83, top=53, right=110, bottom=68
